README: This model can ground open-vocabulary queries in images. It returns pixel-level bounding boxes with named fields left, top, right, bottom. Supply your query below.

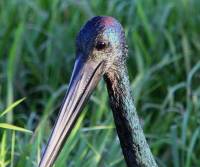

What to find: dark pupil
left=96, top=42, right=106, bottom=50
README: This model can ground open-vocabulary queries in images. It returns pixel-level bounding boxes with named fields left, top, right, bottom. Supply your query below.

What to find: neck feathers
left=104, top=65, right=157, bottom=167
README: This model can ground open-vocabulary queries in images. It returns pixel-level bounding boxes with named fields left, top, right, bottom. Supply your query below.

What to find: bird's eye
left=95, top=41, right=107, bottom=51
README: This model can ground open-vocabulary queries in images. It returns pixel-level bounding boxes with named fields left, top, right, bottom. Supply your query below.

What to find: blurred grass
left=0, top=0, right=200, bottom=166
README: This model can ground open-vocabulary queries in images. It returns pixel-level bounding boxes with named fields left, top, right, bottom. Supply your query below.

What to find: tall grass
left=0, top=0, right=200, bottom=166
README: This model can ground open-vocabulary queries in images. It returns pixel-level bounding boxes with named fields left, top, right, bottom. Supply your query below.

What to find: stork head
left=38, top=16, right=127, bottom=167
left=76, top=16, right=127, bottom=72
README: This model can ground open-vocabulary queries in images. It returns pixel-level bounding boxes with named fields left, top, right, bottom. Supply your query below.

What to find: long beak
left=38, top=55, right=105, bottom=167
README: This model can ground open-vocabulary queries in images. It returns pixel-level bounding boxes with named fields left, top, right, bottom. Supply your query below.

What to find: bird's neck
left=104, top=65, right=157, bottom=167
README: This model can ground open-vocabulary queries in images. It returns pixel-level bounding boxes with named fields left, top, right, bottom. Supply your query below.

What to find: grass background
left=0, top=0, right=200, bottom=166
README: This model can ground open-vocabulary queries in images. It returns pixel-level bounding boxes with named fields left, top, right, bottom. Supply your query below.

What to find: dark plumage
left=38, top=16, right=157, bottom=167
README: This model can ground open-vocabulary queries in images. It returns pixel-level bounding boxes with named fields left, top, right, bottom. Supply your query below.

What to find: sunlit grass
left=0, top=0, right=200, bottom=166
left=0, top=99, right=32, bottom=167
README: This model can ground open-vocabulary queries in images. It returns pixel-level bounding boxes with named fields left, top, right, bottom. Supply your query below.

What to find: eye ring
left=95, top=41, right=107, bottom=51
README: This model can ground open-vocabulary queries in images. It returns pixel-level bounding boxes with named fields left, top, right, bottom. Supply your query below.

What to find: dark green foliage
left=0, top=0, right=199, bottom=167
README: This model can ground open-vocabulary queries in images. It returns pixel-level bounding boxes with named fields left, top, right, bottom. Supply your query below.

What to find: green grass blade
left=11, top=131, right=15, bottom=167
left=6, top=22, right=24, bottom=123
left=0, top=123, right=32, bottom=134
left=0, top=131, right=7, bottom=167
left=0, top=97, right=26, bottom=117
